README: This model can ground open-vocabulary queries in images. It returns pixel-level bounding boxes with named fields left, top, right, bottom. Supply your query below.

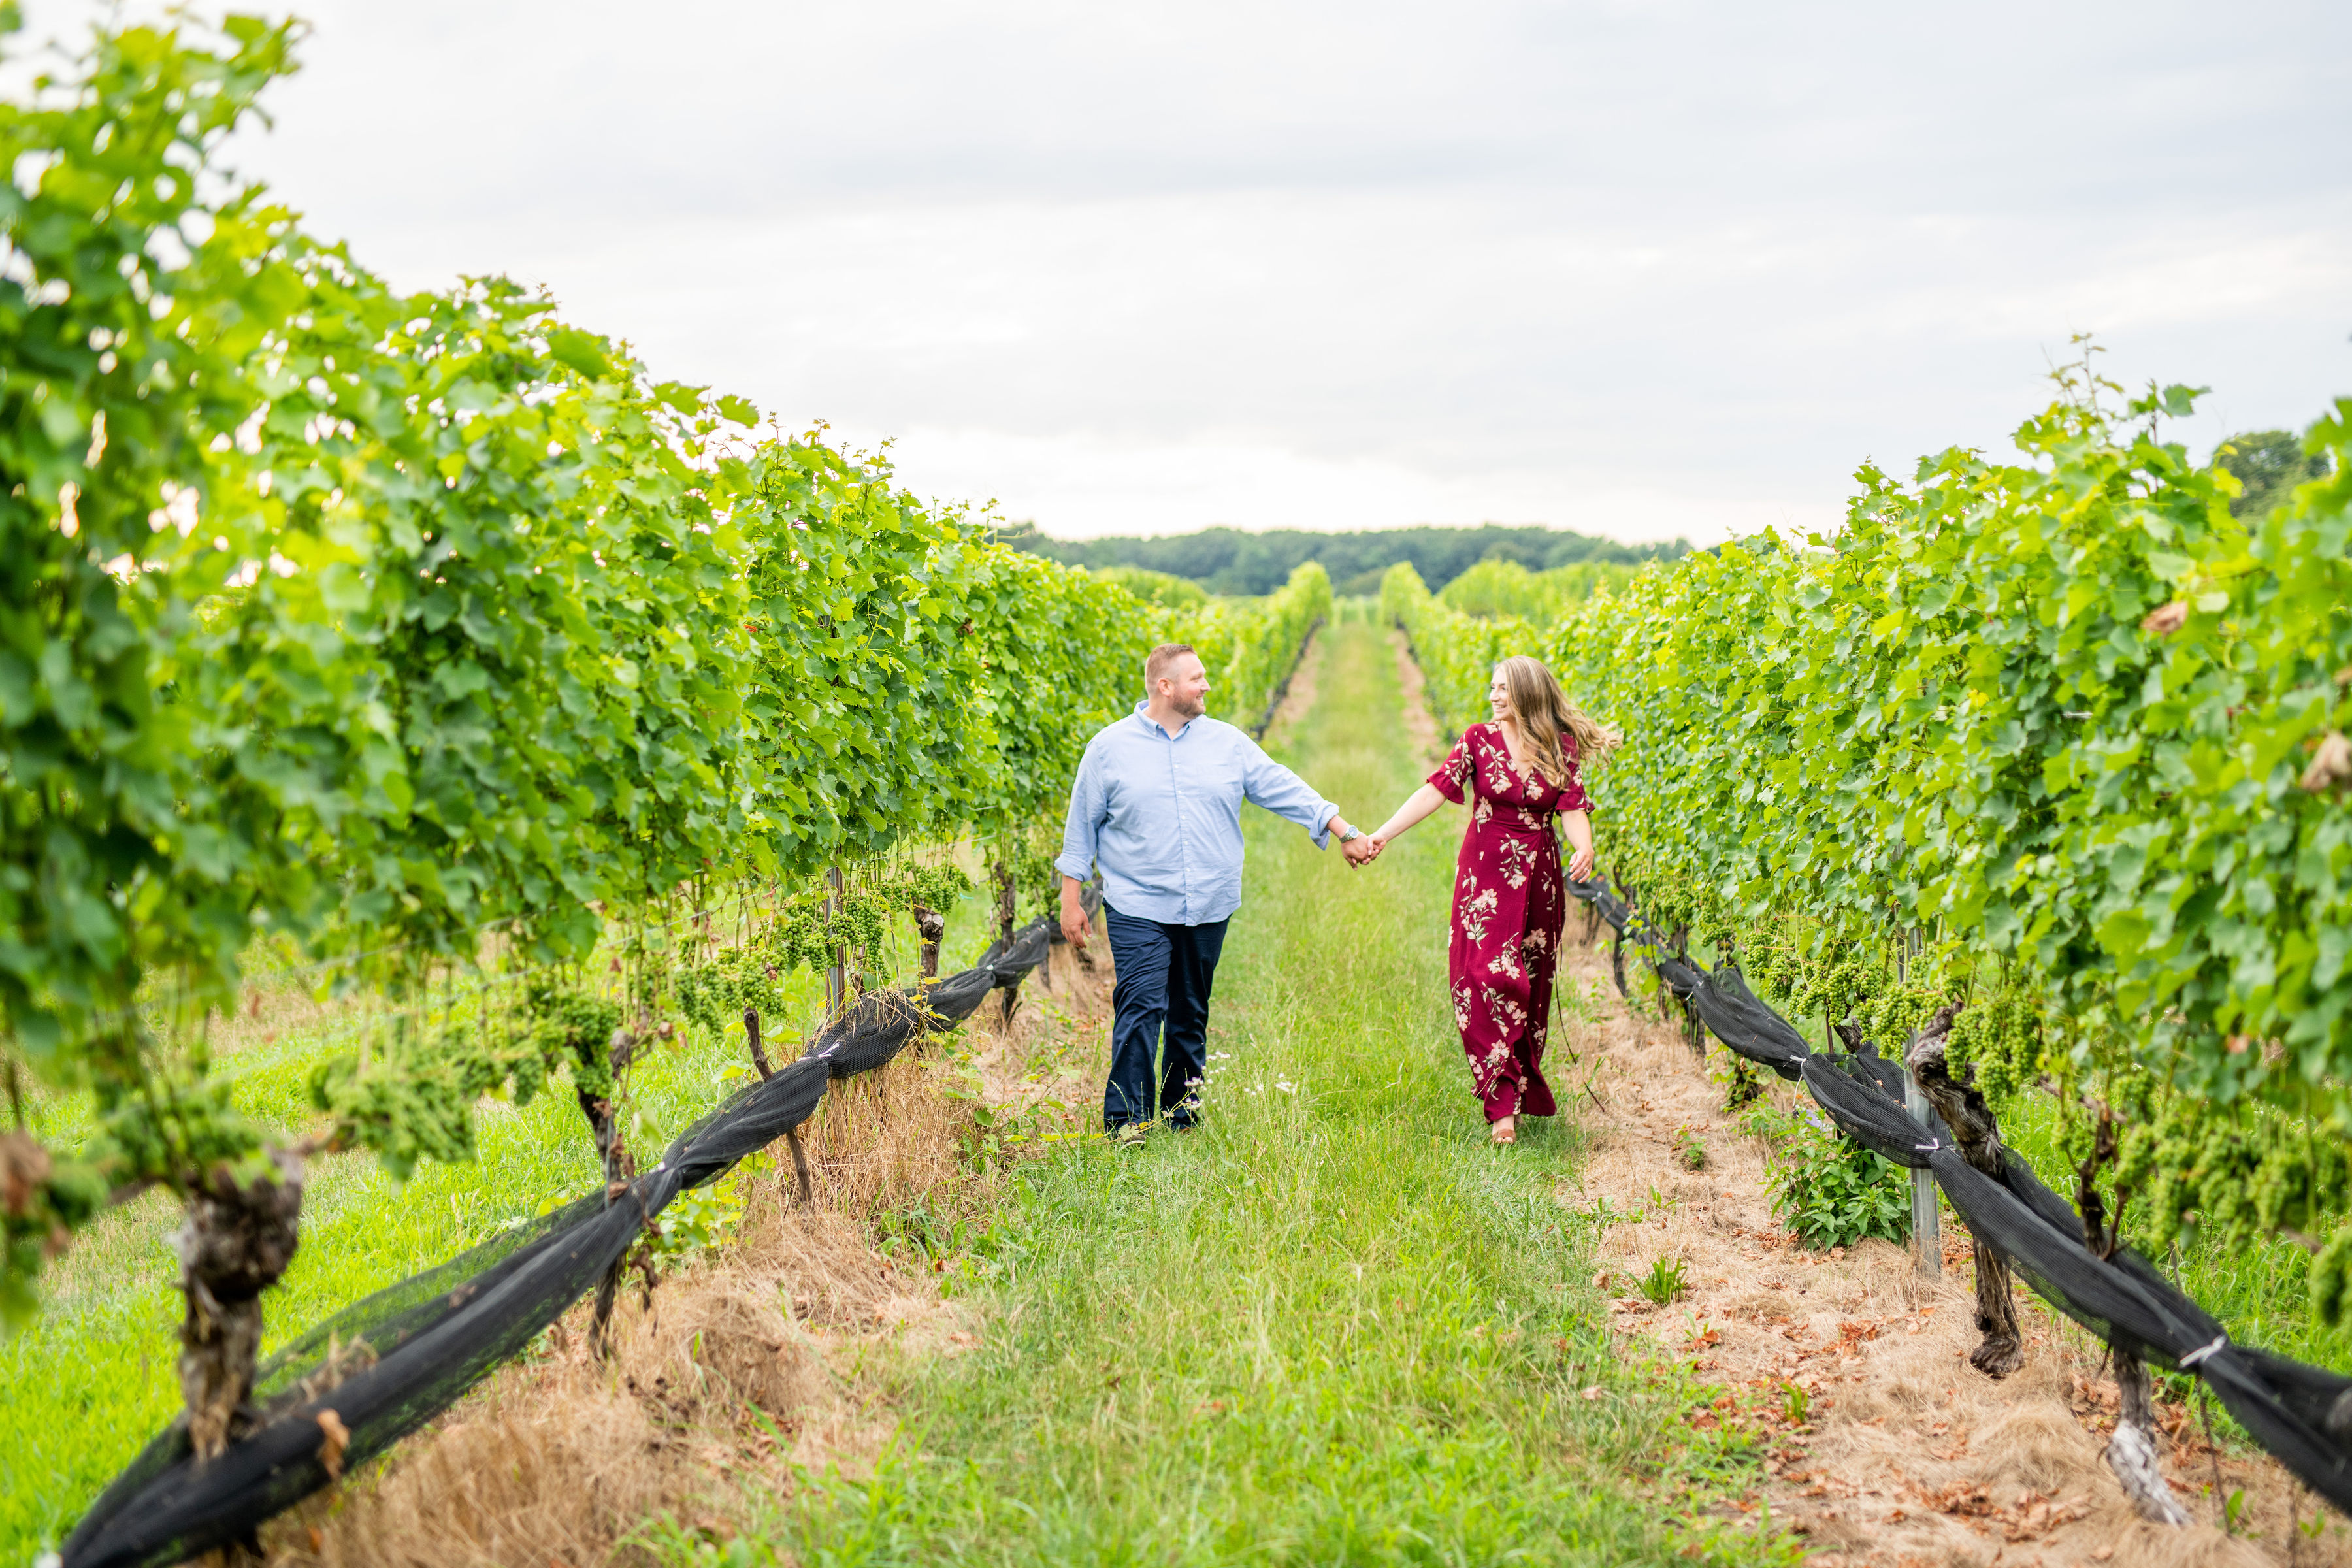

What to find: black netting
left=804, top=990, right=928, bottom=1078
left=918, top=964, right=996, bottom=1024
left=1798, top=1053, right=1944, bottom=1166
left=1566, top=881, right=2352, bottom=1516
left=979, top=916, right=1053, bottom=989
left=62, top=941, right=1030, bottom=1568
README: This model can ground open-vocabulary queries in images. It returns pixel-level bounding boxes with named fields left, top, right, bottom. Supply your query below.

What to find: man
left=1057, top=642, right=1378, bottom=1144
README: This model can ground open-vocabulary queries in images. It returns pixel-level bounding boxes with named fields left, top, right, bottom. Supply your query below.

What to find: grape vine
left=0, top=13, right=1323, bottom=1369
left=1388, top=355, right=2352, bottom=1322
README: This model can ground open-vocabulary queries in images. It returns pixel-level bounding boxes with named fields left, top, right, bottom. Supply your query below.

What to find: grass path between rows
left=755, top=622, right=1793, bottom=1568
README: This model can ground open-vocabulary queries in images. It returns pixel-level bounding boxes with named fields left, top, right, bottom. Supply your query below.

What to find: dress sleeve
left=1553, top=736, right=1592, bottom=813
left=1428, top=730, right=1476, bottom=804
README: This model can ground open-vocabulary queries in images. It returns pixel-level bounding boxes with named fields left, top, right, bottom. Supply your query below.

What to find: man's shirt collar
left=1132, top=700, right=1198, bottom=741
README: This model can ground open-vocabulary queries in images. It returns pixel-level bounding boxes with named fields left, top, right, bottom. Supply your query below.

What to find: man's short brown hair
left=1145, top=642, right=1197, bottom=688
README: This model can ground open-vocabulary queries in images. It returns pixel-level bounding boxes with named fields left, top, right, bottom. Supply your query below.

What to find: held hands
left=1336, top=813, right=1386, bottom=868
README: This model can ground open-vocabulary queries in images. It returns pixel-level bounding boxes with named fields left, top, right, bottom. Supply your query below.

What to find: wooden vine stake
left=823, top=866, right=847, bottom=1020
left=585, top=1018, right=642, bottom=1359
left=1899, top=1066, right=1942, bottom=1282
left=994, top=857, right=1019, bottom=1027
left=1894, top=933, right=1940, bottom=1282
left=743, top=1005, right=813, bottom=1209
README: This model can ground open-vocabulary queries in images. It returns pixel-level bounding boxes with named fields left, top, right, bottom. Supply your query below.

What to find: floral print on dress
left=1426, top=721, right=1592, bottom=1123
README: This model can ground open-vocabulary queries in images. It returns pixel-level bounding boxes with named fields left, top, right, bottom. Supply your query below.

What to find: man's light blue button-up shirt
left=1055, top=703, right=1339, bottom=927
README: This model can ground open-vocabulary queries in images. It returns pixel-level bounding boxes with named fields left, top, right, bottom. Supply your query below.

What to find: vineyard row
left=1388, top=365, right=2352, bottom=1520
left=0, top=8, right=1328, bottom=1504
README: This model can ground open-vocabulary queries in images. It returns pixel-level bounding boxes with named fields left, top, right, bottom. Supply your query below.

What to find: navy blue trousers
left=1103, top=906, right=1230, bottom=1130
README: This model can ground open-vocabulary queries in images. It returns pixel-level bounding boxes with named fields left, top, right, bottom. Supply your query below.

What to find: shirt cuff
left=1053, top=853, right=1094, bottom=884
left=1309, top=803, right=1339, bottom=851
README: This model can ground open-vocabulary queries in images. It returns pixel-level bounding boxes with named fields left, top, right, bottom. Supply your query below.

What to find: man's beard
left=1171, top=691, right=1206, bottom=719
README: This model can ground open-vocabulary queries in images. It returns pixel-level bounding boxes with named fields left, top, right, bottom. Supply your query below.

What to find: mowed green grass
left=737, top=623, right=1791, bottom=1568
left=2, top=909, right=1008, bottom=1559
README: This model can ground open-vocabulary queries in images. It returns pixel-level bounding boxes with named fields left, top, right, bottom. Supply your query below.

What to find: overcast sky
left=29, top=1, right=2352, bottom=543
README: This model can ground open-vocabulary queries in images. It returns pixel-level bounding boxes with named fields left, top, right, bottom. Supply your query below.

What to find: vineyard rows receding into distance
left=5, top=13, right=2352, bottom=1568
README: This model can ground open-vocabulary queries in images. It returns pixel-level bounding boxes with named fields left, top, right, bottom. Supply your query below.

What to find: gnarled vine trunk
left=176, top=1147, right=306, bottom=1459
left=2109, top=1344, right=2192, bottom=1524
left=914, top=904, right=945, bottom=979
left=1908, top=1009, right=2188, bottom=1522
left=585, top=1024, right=641, bottom=1357
left=2073, top=1106, right=2189, bottom=1524
left=1903, top=1006, right=2025, bottom=1380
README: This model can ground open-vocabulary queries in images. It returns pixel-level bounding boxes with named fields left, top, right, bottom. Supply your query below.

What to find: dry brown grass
left=967, top=931, right=1117, bottom=1119
left=1551, top=942, right=2352, bottom=1567
left=259, top=1198, right=924, bottom=1568
left=258, top=954, right=1120, bottom=1568
left=800, top=1041, right=982, bottom=1222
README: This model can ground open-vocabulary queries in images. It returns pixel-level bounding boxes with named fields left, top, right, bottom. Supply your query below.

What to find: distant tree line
left=1002, top=431, right=2328, bottom=599
left=996, top=522, right=1690, bottom=597
left=2215, top=429, right=2334, bottom=519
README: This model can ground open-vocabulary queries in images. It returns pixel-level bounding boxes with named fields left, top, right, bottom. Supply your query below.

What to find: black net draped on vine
left=1567, top=877, right=2352, bottom=1516
left=61, top=922, right=1068, bottom=1568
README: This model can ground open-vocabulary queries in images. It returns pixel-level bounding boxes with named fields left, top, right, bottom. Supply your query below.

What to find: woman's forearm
left=1562, top=809, right=1595, bottom=879
left=1372, top=783, right=1450, bottom=843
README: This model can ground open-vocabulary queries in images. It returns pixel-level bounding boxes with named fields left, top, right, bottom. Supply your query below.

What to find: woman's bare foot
left=1490, top=1116, right=1516, bottom=1145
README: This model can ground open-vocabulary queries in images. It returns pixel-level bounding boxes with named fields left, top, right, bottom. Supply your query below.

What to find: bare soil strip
left=1549, top=941, right=2352, bottom=1567
left=1389, top=627, right=1443, bottom=763
left=1256, top=620, right=1326, bottom=753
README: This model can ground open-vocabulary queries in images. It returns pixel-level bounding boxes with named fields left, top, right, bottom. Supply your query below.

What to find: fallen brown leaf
left=316, top=1408, right=351, bottom=1484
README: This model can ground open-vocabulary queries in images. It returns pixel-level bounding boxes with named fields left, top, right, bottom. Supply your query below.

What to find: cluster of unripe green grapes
left=308, top=984, right=625, bottom=1178
left=2112, top=1087, right=2352, bottom=1324
left=1943, top=988, right=2041, bottom=1103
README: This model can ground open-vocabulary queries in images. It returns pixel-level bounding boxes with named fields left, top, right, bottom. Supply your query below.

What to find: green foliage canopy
left=0, top=12, right=1330, bottom=1330
left=1439, top=558, right=1638, bottom=623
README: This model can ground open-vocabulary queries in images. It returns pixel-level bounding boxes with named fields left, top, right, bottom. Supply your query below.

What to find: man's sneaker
left=1112, top=1123, right=1149, bottom=1150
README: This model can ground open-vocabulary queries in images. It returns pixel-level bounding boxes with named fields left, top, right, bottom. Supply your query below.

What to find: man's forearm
left=1058, top=874, right=1092, bottom=948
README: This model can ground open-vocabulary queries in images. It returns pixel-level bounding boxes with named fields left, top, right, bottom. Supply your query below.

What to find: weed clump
left=1638, top=1256, right=1689, bottom=1305
left=1740, top=1096, right=1910, bottom=1250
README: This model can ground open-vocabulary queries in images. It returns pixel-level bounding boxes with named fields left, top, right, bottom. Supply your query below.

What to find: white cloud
left=863, top=425, right=1808, bottom=543
left=15, top=0, right=2348, bottom=544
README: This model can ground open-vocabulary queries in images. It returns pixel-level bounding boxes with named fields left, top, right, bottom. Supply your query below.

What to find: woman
left=1367, top=656, right=1619, bottom=1145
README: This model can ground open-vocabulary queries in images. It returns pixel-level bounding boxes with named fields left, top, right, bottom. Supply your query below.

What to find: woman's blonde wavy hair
left=1493, top=655, right=1621, bottom=789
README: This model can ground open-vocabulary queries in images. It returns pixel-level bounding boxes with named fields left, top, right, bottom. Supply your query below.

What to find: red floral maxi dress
left=1428, top=722, right=1592, bottom=1124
